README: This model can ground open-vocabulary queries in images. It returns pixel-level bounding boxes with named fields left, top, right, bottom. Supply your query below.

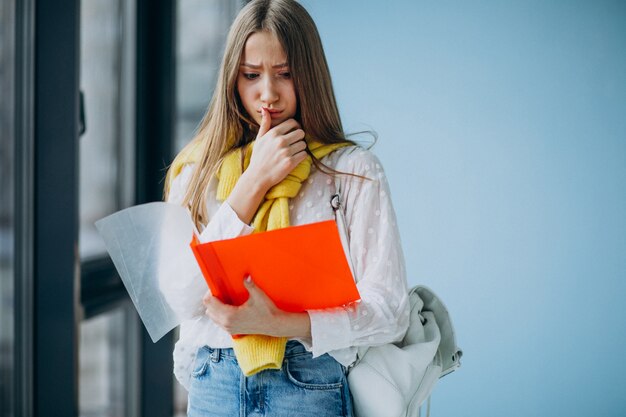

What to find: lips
left=259, top=108, right=282, bottom=118
left=260, top=107, right=282, bottom=114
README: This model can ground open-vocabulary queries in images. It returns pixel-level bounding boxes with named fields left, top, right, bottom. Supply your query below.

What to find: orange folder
left=190, top=220, right=360, bottom=312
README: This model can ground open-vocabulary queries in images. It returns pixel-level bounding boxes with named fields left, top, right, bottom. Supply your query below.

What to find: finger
left=257, top=107, right=272, bottom=138
left=203, top=293, right=223, bottom=310
left=242, top=275, right=257, bottom=299
left=202, top=290, right=213, bottom=305
left=204, top=297, right=220, bottom=317
left=204, top=295, right=233, bottom=318
left=243, top=276, right=275, bottom=305
left=283, top=128, right=306, bottom=146
left=290, top=142, right=308, bottom=158
left=292, top=149, right=309, bottom=165
left=292, top=147, right=309, bottom=159
left=243, top=276, right=262, bottom=302
left=269, top=118, right=301, bottom=136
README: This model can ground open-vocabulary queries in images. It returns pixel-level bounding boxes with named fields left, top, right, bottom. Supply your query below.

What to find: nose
left=259, top=76, right=278, bottom=105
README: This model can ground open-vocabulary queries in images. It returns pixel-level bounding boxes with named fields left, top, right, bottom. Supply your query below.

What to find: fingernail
left=245, top=276, right=252, bottom=284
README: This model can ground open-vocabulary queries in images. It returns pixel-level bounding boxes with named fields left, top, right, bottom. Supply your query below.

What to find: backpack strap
left=330, top=178, right=356, bottom=279
left=330, top=177, right=368, bottom=369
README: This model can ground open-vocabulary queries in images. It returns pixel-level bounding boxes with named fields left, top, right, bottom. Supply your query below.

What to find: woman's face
left=237, top=31, right=298, bottom=128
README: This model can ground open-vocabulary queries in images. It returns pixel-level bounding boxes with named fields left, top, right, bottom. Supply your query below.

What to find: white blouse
left=164, top=145, right=410, bottom=390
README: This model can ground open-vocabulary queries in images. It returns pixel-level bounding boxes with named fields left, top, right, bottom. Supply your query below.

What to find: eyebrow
left=240, top=62, right=289, bottom=69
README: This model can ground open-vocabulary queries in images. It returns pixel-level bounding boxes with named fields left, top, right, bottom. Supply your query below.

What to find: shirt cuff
left=307, top=308, right=353, bottom=358
left=198, top=202, right=255, bottom=243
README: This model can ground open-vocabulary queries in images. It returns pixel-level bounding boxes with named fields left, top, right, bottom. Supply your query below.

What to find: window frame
left=31, top=0, right=80, bottom=414
left=135, top=1, right=177, bottom=413
left=13, top=0, right=36, bottom=414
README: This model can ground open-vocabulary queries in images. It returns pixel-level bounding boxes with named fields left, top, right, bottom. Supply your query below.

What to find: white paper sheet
left=95, top=202, right=200, bottom=342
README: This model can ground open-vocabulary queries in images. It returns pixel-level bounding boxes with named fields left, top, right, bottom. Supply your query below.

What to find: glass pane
left=79, top=307, right=126, bottom=417
left=0, top=0, right=15, bottom=415
left=80, top=0, right=135, bottom=259
left=174, top=1, right=241, bottom=413
left=175, top=0, right=240, bottom=153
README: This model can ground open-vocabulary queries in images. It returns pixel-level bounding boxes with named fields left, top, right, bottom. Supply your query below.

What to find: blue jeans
left=188, top=340, right=354, bottom=417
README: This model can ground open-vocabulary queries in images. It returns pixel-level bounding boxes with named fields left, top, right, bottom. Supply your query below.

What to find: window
left=80, top=0, right=135, bottom=260
left=79, top=306, right=133, bottom=417
left=176, top=0, right=242, bottom=152
left=79, top=1, right=138, bottom=415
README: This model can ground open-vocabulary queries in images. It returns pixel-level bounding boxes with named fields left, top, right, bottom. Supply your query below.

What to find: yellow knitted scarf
left=216, top=138, right=349, bottom=376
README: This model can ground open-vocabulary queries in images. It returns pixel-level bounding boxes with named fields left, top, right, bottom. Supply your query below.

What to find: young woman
left=163, top=1, right=409, bottom=415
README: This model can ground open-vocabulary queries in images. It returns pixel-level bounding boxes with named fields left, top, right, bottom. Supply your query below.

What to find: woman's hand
left=226, top=108, right=307, bottom=224
left=244, top=107, right=308, bottom=191
left=203, top=276, right=311, bottom=339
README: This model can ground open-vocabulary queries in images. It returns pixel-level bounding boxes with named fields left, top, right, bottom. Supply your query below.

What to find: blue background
left=300, top=0, right=626, bottom=415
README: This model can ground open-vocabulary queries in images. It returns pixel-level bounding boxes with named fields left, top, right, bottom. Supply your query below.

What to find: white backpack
left=347, top=285, right=462, bottom=417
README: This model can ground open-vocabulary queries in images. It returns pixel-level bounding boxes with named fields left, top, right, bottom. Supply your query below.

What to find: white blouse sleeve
left=306, top=149, right=410, bottom=358
left=161, top=164, right=255, bottom=320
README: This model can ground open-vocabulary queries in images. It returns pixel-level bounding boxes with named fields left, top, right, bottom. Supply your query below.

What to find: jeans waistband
left=205, top=340, right=310, bottom=361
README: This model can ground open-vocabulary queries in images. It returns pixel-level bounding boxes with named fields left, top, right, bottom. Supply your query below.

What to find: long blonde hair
left=164, top=0, right=357, bottom=228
